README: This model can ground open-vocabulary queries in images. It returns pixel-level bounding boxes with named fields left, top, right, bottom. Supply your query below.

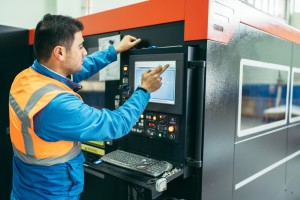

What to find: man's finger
left=149, top=64, right=170, bottom=76
left=149, top=65, right=163, bottom=75
left=131, top=38, right=141, bottom=46
left=145, top=69, right=152, bottom=74
left=128, top=35, right=136, bottom=40
left=150, top=64, right=170, bottom=76
left=158, top=64, right=170, bottom=75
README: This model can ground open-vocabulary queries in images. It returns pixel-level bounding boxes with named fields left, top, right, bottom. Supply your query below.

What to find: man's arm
left=72, top=46, right=117, bottom=83
left=34, top=64, right=168, bottom=142
left=34, top=89, right=150, bottom=142
left=72, top=35, right=141, bottom=83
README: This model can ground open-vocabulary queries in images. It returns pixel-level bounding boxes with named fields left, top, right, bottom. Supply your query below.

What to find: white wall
left=290, top=13, right=300, bottom=30
left=56, top=0, right=83, bottom=18
left=0, top=0, right=147, bottom=29
left=0, top=0, right=56, bottom=29
left=92, top=0, right=147, bottom=13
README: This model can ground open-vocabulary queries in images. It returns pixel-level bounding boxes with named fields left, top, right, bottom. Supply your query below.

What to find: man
left=9, top=14, right=168, bottom=200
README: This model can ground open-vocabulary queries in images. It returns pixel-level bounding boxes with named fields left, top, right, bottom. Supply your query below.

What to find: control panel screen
left=134, top=61, right=176, bottom=105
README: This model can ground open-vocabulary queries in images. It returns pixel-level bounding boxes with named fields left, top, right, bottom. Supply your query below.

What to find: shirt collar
left=31, top=59, right=82, bottom=92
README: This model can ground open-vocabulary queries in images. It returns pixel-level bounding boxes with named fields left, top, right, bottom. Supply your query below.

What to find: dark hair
left=34, top=14, right=84, bottom=62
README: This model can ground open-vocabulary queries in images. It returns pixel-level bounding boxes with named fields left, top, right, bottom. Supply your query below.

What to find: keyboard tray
left=101, top=150, right=173, bottom=177
left=84, top=157, right=183, bottom=199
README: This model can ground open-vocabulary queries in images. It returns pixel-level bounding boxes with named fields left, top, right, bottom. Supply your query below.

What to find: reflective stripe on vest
left=9, top=83, right=81, bottom=166
left=12, top=143, right=81, bottom=166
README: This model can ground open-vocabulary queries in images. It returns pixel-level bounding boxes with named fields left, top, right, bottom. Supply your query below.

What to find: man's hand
left=141, top=64, right=170, bottom=93
left=115, top=35, right=141, bottom=53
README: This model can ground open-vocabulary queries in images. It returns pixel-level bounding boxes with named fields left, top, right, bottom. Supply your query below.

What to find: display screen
left=134, top=61, right=176, bottom=105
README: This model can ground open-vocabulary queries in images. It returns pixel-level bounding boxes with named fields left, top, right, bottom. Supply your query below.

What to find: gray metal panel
left=233, top=166, right=286, bottom=200
left=286, top=124, right=300, bottom=183
left=285, top=170, right=300, bottom=200
left=233, top=23, right=292, bottom=200
left=234, top=129, right=287, bottom=189
left=285, top=43, right=300, bottom=199
left=292, top=43, right=300, bottom=67
left=201, top=21, right=294, bottom=200
left=201, top=25, right=241, bottom=200
left=237, top=24, right=292, bottom=69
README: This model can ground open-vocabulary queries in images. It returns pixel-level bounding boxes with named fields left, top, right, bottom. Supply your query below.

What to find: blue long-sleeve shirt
left=11, top=46, right=150, bottom=200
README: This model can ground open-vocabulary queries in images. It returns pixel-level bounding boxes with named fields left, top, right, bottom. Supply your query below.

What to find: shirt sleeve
left=72, top=46, right=117, bottom=83
left=33, top=89, right=150, bottom=142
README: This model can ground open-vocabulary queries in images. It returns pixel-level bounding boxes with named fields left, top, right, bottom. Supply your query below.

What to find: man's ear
left=53, top=46, right=65, bottom=61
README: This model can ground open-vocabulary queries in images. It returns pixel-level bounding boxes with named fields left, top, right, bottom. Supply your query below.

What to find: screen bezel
left=129, top=53, right=184, bottom=115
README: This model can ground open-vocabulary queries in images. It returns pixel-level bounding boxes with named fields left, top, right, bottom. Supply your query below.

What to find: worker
left=9, top=14, right=169, bottom=200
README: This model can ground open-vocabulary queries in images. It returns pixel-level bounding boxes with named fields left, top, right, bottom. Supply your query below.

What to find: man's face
left=64, top=31, right=87, bottom=75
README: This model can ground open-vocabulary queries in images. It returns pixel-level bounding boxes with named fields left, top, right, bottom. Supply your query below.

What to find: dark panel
left=234, top=130, right=287, bottom=188
left=80, top=24, right=187, bottom=200
left=0, top=25, right=29, bottom=200
left=81, top=170, right=127, bottom=200
left=120, top=21, right=184, bottom=49
left=120, top=133, right=181, bottom=162
left=200, top=25, right=241, bottom=200
left=118, top=23, right=190, bottom=164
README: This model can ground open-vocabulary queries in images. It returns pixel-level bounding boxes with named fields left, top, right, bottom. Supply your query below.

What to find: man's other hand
left=115, top=35, right=141, bottom=53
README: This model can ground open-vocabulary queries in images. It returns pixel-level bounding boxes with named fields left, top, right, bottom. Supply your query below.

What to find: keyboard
left=101, top=150, right=173, bottom=177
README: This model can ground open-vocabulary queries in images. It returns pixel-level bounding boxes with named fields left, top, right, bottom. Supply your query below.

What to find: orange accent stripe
left=240, top=3, right=300, bottom=45
left=28, top=0, right=185, bottom=45
left=29, top=29, right=35, bottom=45
left=79, top=0, right=185, bottom=37
left=184, top=0, right=209, bottom=42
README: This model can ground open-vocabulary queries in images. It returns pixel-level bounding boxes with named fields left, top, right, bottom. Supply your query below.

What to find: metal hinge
left=186, top=157, right=202, bottom=168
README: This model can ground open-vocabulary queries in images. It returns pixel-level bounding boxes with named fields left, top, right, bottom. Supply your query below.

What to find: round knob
left=146, top=129, right=155, bottom=138
left=169, top=133, right=175, bottom=140
left=149, top=131, right=155, bottom=136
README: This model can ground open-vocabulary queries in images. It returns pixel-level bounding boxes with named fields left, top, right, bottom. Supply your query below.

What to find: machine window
left=237, top=59, right=290, bottom=137
left=290, top=67, right=300, bottom=123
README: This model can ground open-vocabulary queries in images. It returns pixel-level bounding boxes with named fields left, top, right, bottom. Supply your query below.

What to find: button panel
left=131, top=111, right=179, bottom=142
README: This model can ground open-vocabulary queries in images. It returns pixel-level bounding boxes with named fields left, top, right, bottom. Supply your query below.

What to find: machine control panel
left=131, top=111, right=179, bottom=143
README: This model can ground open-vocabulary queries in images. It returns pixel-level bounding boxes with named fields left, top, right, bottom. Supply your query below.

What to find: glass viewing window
left=238, top=59, right=290, bottom=137
left=290, top=67, right=300, bottom=122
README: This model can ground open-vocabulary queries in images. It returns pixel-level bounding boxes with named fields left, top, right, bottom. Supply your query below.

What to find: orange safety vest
left=9, top=67, right=82, bottom=166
